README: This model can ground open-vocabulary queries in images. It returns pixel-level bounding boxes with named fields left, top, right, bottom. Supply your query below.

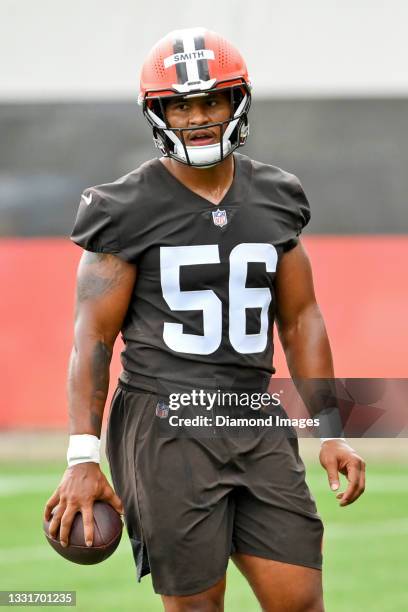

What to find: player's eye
left=167, top=101, right=188, bottom=112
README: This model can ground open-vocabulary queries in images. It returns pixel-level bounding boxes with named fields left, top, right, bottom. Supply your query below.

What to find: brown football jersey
left=71, top=153, right=310, bottom=394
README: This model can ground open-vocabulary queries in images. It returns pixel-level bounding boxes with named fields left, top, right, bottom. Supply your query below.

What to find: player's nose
left=188, top=101, right=210, bottom=126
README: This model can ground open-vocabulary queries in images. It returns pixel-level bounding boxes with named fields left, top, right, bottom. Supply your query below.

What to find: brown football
left=43, top=501, right=123, bottom=564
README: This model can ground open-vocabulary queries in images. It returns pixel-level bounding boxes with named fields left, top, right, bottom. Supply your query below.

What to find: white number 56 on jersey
left=160, top=243, right=277, bottom=355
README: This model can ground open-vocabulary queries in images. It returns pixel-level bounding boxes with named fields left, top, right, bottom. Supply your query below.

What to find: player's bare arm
left=67, top=252, right=136, bottom=434
left=275, top=240, right=366, bottom=506
left=44, top=252, right=136, bottom=546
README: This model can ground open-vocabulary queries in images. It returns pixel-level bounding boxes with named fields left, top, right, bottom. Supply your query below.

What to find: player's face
left=164, top=91, right=232, bottom=147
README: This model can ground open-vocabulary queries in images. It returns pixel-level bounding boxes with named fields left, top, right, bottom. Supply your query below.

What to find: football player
left=44, top=28, right=366, bottom=611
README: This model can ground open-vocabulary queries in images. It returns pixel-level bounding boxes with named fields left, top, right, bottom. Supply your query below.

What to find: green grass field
left=1, top=459, right=407, bottom=611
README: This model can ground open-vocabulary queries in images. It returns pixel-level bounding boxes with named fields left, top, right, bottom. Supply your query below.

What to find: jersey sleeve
left=280, top=172, right=311, bottom=252
left=70, top=188, right=136, bottom=262
left=71, top=190, right=119, bottom=254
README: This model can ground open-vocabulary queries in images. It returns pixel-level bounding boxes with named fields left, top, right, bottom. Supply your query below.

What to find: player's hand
left=44, top=462, right=124, bottom=548
left=319, top=440, right=366, bottom=506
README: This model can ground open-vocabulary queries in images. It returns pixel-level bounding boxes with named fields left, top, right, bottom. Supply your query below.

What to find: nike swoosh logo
left=82, top=192, right=92, bottom=206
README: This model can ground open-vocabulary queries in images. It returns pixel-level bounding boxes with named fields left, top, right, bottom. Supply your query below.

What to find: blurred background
left=0, top=1, right=407, bottom=610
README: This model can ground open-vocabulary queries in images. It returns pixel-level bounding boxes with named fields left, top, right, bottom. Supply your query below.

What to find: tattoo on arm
left=71, top=252, right=134, bottom=434
left=91, top=341, right=111, bottom=402
left=90, top=411, right=102, bottom=433
left=77, top=252, right=125, bottom=302
left=89, top=340, right=112, bottom=433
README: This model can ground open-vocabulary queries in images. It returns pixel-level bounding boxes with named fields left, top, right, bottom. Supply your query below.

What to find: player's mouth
left=187, top=130, right=218, bottom=146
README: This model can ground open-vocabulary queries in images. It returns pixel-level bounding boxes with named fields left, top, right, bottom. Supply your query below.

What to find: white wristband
left=67, top=434, right=100, bottom=467
left=320, top=437, right=346, bottom=445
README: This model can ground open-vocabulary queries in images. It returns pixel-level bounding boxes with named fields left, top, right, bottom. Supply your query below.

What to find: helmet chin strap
left=174, top=140, right=232, bottom=166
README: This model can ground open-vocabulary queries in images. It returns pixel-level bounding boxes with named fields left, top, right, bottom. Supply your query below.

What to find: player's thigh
left=230, top=430, right=324, bottom=573
left=232, top=553, right=324, bottom=612
left=108, top=390, right=234, bottom=595
left=161, top=575, right=226, bottom=612
left=138, top=435, right=234, bottom=595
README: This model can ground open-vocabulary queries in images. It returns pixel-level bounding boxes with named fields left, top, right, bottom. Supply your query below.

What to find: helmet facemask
left=142, top=81, right=251, bottom=168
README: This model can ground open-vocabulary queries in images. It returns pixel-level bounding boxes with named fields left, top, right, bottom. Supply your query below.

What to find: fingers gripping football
left=43, top=463, right=124, bottom=547
left=44, top=489, right=60, bottom=522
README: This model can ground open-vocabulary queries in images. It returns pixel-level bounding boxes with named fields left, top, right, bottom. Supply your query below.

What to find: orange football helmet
left=139, top=28, right=252, bottom=167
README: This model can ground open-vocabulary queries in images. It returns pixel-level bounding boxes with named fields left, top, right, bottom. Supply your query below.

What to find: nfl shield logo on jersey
left=156, top=399, right=169, bottom=419
left=212, top=209, right=228, bottom=228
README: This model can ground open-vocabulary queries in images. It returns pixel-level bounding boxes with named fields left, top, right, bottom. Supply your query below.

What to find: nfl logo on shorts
left=212, top=209, right=227, bottom=228
left=156, top=399, right=169, bottom=419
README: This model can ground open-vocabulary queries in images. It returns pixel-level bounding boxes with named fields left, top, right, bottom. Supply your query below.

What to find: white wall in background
left=0, top=0, right=407, bottom=100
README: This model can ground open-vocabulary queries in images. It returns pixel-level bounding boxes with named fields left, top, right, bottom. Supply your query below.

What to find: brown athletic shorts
left=106, top=383, right=324, bottom=596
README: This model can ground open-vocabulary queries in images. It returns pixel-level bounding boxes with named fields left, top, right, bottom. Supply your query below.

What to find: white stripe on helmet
left=169, top=27, right=207, bottom=83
